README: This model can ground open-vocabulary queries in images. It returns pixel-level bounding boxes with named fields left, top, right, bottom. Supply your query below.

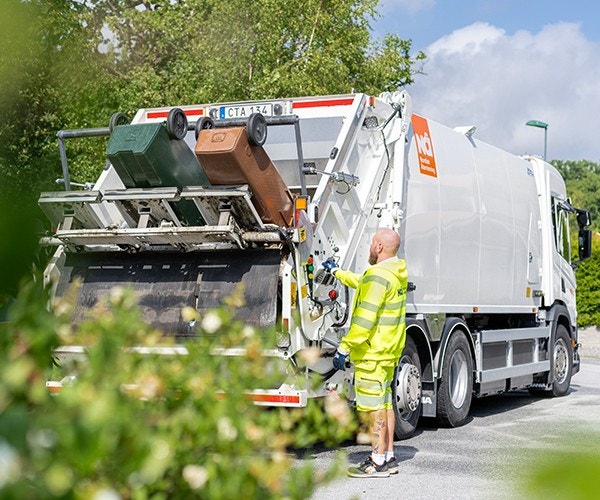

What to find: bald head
left=368, top=228, right=400, bottom=265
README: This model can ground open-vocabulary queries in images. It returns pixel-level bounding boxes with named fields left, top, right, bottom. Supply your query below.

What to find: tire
left=109, top=112, right=130, bottom=132
left=166, top=107, right=188, bottom=140
left=437, top=331, right=473, bottom=427
left=195, top=116, right=215, bottom=140
left=393, top=336, right=422, bottom=440
left=549, top=324, right=573, bottom=396
left=246, top=113, right=267, bottom=146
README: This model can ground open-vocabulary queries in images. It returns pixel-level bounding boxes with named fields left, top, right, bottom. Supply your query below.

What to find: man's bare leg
left=371, top=408, right=388, bottom=462
left=347, top=409, right=391, bottom=477
left=386, top=408, right=395, bottom=453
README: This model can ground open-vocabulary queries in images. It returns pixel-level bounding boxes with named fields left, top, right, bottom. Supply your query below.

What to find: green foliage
left=0, top=0, right=119, bottom=202
left=519, top=431, right=600, bottom=499
left=88, top=0, right=424, bottom=105
left=0, top=0, right=56, bottom=202
left=551, top=160, right=600, bottom=327
left=0, top=198, right=40, bottom=302
left=0, top=282, right=355, bottom=498
left=0, top=0, right=424, bottom=198
left=552, top=160, right=600, bottom=232
left=573, top=234, right=600, bottom=327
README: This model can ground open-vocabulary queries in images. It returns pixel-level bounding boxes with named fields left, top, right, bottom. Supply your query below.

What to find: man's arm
left=339, top=271, right=389, bottom=353
left=333, top=268, right=361, bottom=289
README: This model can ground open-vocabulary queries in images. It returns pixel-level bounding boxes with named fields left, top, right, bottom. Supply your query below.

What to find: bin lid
left=107, top=123, right=164, bottom=156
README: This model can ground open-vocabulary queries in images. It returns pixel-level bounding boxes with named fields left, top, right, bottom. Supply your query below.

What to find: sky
left=371, top=1, right=600, bottom=162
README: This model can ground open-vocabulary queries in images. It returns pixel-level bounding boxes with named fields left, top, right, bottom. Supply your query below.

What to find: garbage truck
left=40, top=91, right=592, bottom=439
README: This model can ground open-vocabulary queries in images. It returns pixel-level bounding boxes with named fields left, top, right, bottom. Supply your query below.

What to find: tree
left=86, top=0, right=424, bottom=105
left=552, top=160, right=600, bottom=232
left=575, top=234, right=600, bottom=327
left=1, top=0, right=425, bottom=205
left=552, top=160, right=600, bottom=327
left=0, top=0, right=121, bottom=205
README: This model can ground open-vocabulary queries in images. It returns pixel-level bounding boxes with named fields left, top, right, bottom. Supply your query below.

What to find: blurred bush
left=0, top=281, right=356, bottom=498
left=519, top=431, right=600, bottom=499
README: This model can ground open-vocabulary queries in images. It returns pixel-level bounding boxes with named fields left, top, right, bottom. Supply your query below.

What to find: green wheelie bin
left=107, top=109, right=210, bottom=225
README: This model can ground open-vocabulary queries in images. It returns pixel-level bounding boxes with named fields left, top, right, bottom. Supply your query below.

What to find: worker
left=323, top=228, right=408, bottom=478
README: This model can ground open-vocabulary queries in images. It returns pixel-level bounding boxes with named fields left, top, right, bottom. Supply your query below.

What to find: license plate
left=218, top=103, right=273, bottom=120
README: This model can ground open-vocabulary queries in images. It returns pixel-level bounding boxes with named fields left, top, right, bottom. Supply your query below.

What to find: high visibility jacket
left=336, top=257, right=408, bottom=363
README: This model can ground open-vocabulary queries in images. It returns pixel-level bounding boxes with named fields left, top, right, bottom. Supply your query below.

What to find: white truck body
left=41, top=91, right=591, bottom=437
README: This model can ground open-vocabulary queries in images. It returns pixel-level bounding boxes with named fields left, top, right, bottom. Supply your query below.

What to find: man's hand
left=322, top=258, right=338, bottom=273
left=332, top=349, right=348, bottom=371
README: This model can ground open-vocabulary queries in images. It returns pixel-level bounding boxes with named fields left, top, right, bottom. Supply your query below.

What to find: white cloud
left=427, top=22, right=505, bottom=55
left=408, top=22, right=600, bottom=161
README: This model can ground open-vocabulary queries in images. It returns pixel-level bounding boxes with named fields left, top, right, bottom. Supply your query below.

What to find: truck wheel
left=529, top=325, right=573, bottom=397
left=393, top=336, right=422, bottom=440
left=109, top=112, right=129, bottom=132
left=549, top=325, right=573, bottom=396
left=437, top=331, right=473, bottom=427
left=194, top=116, right=214, bottom=140
left=246, top=113, right=267, bottom=146
left=166, top=108, right=188, bottom=140
left=550, top=325, right=573, bottom=397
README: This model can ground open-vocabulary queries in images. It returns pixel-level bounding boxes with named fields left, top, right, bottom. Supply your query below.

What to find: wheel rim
left=109, top=112, right=129, bottom=132
left=173, top=111, right=186, bottom=135
left=167, top=108, right=188, bottom=139
left=396, top=354, right=421, bottom=420
left=554, top=338, right=569, bottom=384
left=396, top=363, right=421, bottom=415
left=449, top=349, right=469, bottom=408
left=255, top=121, right=266, bottom=143
left=247, top=113, right=267, bottom=145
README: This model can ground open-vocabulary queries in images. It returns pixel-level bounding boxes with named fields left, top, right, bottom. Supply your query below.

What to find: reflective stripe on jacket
left=336, top=257, right=408, bottom=363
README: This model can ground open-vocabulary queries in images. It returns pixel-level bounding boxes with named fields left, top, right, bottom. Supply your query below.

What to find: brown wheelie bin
left=194, top=123, right=294, bottom=228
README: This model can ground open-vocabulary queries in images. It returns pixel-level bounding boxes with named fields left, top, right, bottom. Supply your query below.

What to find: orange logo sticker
left=412, top=115, right=437, bottom=178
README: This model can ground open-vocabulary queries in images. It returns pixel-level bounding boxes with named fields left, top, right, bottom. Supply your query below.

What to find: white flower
left=92, top=488, right=121, bottom=500
left=181, top=307, right=199, bottom=323
left=26, top=428, right=57, bottom=449
left=217, top=417, right=238, bottom=441
left=182, top=464, right=208, bottom=490
left=297, top=347, right=322, bottom=365
left=201, top=312, right=222, bottom=334
left=0, top=440, right=20, bottom=487
left=356, top=432, right=372, bottom=445
left=109, top=286, right=125, bottom=305
left=242, top=325, right=255, bottom=338
left=324, top=394, right=352, bottom=426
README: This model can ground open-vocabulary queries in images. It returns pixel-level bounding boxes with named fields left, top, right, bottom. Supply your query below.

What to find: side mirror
left=576, top=209, right=591, bottom=227
left=579, top=228, right=592, bottom=262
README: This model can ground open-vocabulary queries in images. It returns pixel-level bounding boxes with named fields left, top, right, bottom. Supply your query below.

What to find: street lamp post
left=526, top=119, right=548, bottom=160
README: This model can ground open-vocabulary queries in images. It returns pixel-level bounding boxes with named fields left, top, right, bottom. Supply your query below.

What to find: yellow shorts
left=354, top=360, right=396, bottom=412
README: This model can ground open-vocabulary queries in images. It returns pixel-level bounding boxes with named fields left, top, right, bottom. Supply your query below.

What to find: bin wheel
left=166, top=108, right=188, bottom=140
left=109, top=112, right=130, bottom=132
left=195, top=116, right=215, bottom=140
left=246, top=113, right=267, bottom=146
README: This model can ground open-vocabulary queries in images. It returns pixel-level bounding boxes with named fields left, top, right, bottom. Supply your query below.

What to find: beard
left=368, top=251, right=377, bottom=265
